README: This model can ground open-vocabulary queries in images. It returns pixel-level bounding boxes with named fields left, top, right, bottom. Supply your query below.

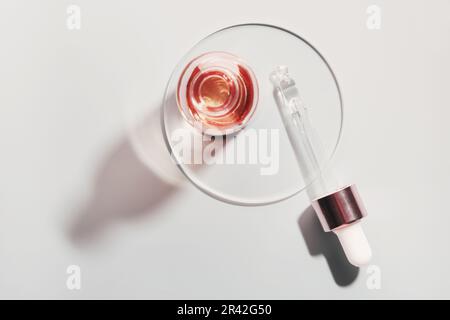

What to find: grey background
left=0, top=0, right=449, bottom=299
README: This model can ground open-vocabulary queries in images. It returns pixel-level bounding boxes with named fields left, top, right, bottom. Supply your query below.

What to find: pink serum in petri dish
left=177, top=52, right=258, bottom=135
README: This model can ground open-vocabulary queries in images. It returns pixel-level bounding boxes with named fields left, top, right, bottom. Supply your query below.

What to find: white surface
left=0, top=0, right=450, bottom=299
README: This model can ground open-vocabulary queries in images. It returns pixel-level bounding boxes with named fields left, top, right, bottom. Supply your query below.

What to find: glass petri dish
left=163, top=24, right=343, bottom=205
